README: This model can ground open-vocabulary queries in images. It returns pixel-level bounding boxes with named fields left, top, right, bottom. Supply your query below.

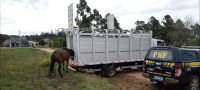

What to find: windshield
left=157, top=41, right=165, bottom=46
left=147, top=50, right=173, bottom=61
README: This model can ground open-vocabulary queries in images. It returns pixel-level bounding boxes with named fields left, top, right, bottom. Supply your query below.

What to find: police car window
left=147, top=50, right=173, bottom=61
left=181, top=51, right=198, bottom=61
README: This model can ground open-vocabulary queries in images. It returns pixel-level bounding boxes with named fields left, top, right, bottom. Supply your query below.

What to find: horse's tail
left=49, top=53, right=56, bottom=76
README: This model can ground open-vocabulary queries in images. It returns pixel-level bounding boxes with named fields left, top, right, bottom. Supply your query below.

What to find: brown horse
left=49, top=48, right=74, bottom=78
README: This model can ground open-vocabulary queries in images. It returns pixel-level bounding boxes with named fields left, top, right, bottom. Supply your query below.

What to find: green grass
left=0, top=48, right=120, bottom=90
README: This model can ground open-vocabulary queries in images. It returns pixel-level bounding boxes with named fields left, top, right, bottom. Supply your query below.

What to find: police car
left=143, top=47, right=200, bottom=90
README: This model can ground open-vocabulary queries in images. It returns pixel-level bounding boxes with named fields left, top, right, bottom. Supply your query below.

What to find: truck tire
left=100, top=65, right=107, bottom=77
left=75, top=67, right=80, bottom=72
left=187, top=75, right=199, bottom=90
left=105, top=65, right=116, bottom=77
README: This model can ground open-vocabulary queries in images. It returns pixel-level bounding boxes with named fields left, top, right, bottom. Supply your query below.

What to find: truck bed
left=68, top=29, right=152, bottom=66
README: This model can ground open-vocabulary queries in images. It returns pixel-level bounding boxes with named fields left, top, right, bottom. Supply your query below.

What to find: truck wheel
left=105, top=65, right=116, bottom=77
left=187, top=75, right=199, bottom=90
left=100, top=65, right=107, bottom=77
left=75, top=67, right=80, bottom=72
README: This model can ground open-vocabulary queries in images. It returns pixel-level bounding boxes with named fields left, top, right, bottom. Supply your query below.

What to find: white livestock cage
left=67, top=28, right=152, bottom=77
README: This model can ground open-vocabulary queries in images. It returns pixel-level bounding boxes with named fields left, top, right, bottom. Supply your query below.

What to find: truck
left=143, top=46, right=200, bottom=90
left=67, top=28, right=165, bottom=77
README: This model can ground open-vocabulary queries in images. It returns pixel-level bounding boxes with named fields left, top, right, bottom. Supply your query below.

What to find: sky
left=1, top=0, right=199, bottom=35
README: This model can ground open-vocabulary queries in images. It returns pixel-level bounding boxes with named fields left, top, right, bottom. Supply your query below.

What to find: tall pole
left=19, top=31, right=21, bottom=47
left=10, top=37, right=12, bottom=47
left=67, top=3, right=73, bottom=48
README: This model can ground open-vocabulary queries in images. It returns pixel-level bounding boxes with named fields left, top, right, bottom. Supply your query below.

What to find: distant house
left=29, top=41, right=39, bottom=47
left=3, top=37, right=29, bottom=47
left=43, top=38, right=50, bottom=43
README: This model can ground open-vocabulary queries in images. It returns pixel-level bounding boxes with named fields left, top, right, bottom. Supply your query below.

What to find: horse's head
left=63, top=48, right=75, bottom=60
left=68, top=49, right=74, bottom=59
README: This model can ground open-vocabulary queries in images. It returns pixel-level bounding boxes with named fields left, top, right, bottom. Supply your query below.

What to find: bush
left=52, top=38, right=65, bottom=48
left=39, top=39, right=46, bottom=46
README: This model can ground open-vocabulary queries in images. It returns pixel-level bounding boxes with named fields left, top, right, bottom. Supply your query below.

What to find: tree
left=135, top=20, right=146, bottom=30
left=114, top=17, right=121, bottom=30
left=75, top=0, right=92, bottom=28
left=147, top=16, right=163, bottom=38
left=0, top=34, right=9, bottom=44
left=100, top=18, right=107, bottom=29
left=91, top=9, right=102, bottom=29
left=162, top=15, right=174, bottom=28
left=191, top=38, right=200, bottom=46
left=57, top=30, right=66, bottom=37
left=135, top=17, right=163, bottom=38
left=183, top=16, right=194, bottom=29
left=75, top=0, right=121, bottom=32
left=190, top=23, right=200, bottom=38
left=134, top=14, right=200, bottom=46
left=190, top=23, right=200, bottom=46
left=169, top=19, right=191, bottom=46
left=25, top=34, right=44, bottom=42
left=161, top=15, right=175, bottom=44
left=52, top=38, right=65, bottom=48
left=39, top=39, right=45, bottom=46
left=135, top=20, right=152, bottom=31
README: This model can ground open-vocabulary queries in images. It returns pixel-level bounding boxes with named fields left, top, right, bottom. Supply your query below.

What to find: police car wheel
left=150, top=80, right=163, bottom=86
left=137, top=67, right=143, bottom=70
left=188, top=75, right=199, bottom=90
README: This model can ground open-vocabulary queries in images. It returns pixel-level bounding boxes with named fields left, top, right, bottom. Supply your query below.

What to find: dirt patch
left=109, top=69, right=155, bottom=90
left=109, top=69, right=184, bottom=90
left=37, top=48, right=55, bottom=53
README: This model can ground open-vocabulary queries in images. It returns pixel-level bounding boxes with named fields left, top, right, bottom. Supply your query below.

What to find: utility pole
left=19, top=31, right=21, bottom=47
left=9, top=37, right=12, bottom=47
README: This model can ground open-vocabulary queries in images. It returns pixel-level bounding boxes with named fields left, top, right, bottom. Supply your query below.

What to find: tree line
left=135, top=15, right=200, bottom=46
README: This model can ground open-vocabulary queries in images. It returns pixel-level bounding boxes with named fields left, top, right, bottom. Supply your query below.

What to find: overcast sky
left=1, top=0, right=199, bottom=35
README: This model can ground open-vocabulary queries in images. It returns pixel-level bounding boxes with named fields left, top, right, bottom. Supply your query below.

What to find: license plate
left=154, top=75, right=163, bottom=81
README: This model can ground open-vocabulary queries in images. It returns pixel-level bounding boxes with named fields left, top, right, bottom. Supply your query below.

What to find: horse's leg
left=62, top=61, right=65, bottom=70
left=66, top=59, right=69, bottom=72
left=58, top=63, right=63, bottom=78
left=49, top=55, right=56, bottom=77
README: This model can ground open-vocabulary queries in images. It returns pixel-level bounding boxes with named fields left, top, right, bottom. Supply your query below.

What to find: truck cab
left=143, top=47, right=200, bottom=90
left=151, top=38, right=165, bottom=47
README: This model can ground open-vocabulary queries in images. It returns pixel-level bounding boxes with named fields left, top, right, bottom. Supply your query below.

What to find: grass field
left=0, top=48, right=120, bottom=90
